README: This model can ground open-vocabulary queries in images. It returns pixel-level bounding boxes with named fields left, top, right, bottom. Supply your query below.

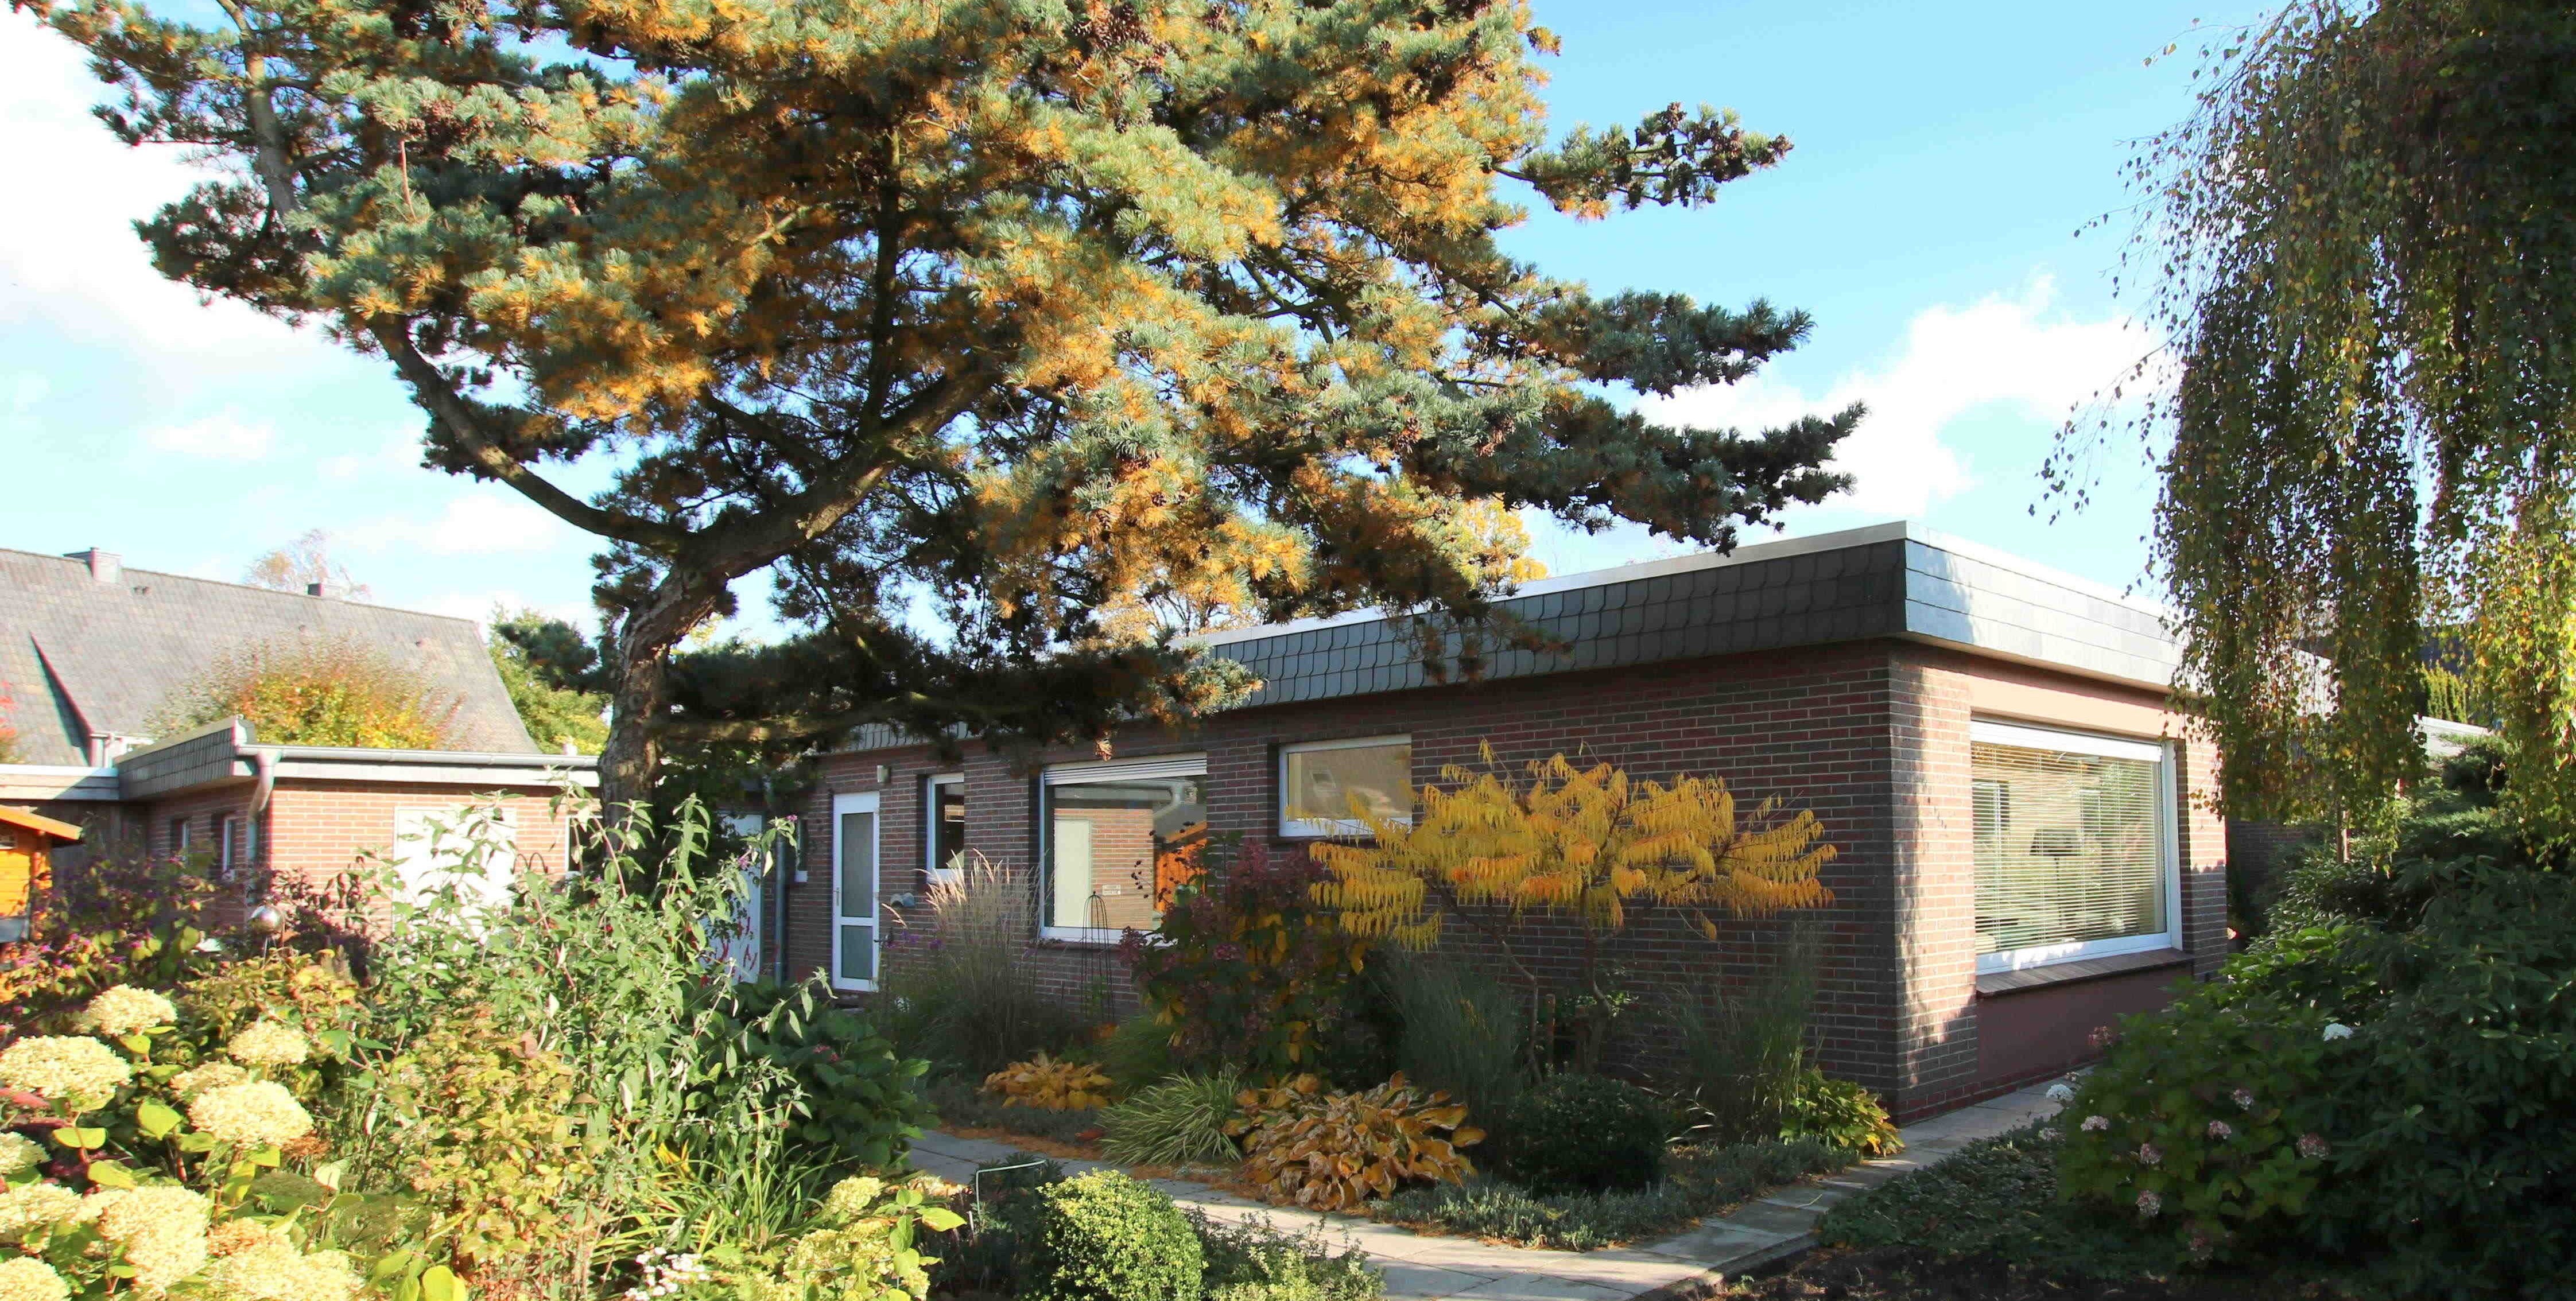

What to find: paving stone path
left=908, top=1081, right=2060, bottom=1301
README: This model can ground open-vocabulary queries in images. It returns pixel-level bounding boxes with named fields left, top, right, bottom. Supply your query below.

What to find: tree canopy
left=490, top=610, right=612, bottom=752
left=30, top=0, right=1860, bottom=807
left=2097, top=0, right=2576, bottom=834
left=158, top=632, right=461, bottom=748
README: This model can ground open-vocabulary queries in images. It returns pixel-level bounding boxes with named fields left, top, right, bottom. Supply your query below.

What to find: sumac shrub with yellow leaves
left=1225, top=1074, right=1481, bottom=1211
left=1313, top=749, right=1836, bottom=1068
left=982, top=1055, right=1113, bottom=1112
left=1119, top=840, right=1368, bottom=1082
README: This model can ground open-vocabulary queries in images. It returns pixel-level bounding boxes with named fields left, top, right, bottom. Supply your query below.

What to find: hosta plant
left=1778, top=1069, right=1902, bottom=1159
left=1225, top=1074, right=1481, bottom=1211
left=982, top=1054, right=1114, bottom=1112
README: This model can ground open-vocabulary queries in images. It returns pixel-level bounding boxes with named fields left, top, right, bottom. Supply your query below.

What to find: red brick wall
left=259, top=781, right=577, bottom=916
left=798, top=637, right=2232, bottom=1119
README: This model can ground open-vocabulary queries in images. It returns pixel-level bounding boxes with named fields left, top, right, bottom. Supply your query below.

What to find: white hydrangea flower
left=0, top=1257, right=69, bottom=1301
left=80, top=985, right=179, bottom=1037
left=0, top=1132, right=44, bottom=1176
left=2044, top=1082, right=2076, bottom=1103
left=2322, top=1023, right=2354, bottom=1041
left=2081, top=1114, right=2111, bottom=1132
left=227, top=1022, right=312, bottom=1069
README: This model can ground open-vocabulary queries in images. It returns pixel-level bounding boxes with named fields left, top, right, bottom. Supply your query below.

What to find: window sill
left=1976, top=947, right=2192, bottom=997
left=1035, top=931, right=1132, bottom=949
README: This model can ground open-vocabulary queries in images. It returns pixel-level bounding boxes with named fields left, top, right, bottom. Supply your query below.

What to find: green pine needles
left=2077, top=0, right=2576, bottom=835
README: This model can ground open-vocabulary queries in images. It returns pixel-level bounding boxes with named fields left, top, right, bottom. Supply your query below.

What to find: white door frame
left=830, top=792, right=881, bottom=992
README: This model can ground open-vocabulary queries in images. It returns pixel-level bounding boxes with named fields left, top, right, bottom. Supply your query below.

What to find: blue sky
left=0, top=1, right=2265, bottom=634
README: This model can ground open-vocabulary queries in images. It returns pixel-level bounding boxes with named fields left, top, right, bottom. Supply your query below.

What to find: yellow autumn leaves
left=1312, top=748, right=1836, bottom=947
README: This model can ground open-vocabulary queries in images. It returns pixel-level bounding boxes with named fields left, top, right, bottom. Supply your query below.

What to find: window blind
left=1972, top=739, right=2166, bottom=958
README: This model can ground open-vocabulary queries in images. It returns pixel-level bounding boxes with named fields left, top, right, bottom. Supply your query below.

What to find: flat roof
left=1192, top=521, right=2179, bottom=710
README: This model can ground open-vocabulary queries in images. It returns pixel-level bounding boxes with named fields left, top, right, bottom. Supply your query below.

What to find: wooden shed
left=0, top=805, right=80, bottom=943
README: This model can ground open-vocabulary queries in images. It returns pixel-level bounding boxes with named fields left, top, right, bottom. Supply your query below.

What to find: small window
left=216, top=814, right=238, bottom=884
left=1279, top=736, right=1413, bottom=837
left=1972, top=721, right=2178, bottom=974
left=926, top=775, right=967, bottom=884
left=168, top=816, right=191, bottom=857
left=1042, top=756, right=1206, bottom=941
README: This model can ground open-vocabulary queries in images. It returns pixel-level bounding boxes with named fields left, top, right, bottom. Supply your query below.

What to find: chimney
left=65, top=549, right=120, bottom=584
left=306, top=581, right=330, bottom=599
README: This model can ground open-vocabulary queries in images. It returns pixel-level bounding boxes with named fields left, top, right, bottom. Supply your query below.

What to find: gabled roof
left=0, top=547, right=538, bottom=766
left=0, top=806, right=82, bottom=841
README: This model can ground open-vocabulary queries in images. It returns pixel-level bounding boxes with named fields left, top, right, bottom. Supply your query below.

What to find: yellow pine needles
left=1310, top=748, right=1834, bottom=949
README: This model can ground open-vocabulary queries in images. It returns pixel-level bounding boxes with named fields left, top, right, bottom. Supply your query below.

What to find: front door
left=831, top=793, right=879, bottom=991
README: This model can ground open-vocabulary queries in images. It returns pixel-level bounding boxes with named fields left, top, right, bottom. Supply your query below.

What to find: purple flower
left=2296, top=1132, right=2331, bottom=1160
left=2081, top=1114, right=2111, bottom=1132
left=2136, top=1190, right=2162, bottom=1218
left=2137, top=1143, right=2163, bottom=1167
left=2186, top=1230, right=2214, bottom=1261
left=2206, top=1120, right=2233, bottom=1140
left=2231, top=1088, right=2256, bottom=1110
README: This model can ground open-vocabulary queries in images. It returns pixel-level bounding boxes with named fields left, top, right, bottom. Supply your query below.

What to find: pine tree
left=31, top=0, right=1861, bottom=809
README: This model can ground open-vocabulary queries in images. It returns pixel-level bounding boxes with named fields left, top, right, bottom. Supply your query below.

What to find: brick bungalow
left=790, top=522, right=2228, bottom=1120
left=0, top=546, right=595, bottom=929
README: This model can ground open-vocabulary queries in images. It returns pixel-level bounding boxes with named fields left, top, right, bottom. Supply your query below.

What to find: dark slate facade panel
left=1211, top=539, right=1913, bottom=709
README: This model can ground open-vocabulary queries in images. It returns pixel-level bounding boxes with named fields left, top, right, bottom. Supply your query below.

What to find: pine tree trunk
left=596, top=575, right=723, bottom=818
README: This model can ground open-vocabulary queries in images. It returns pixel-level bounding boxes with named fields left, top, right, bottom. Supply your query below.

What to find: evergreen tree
left=31, top=0, right=1860, bottom=808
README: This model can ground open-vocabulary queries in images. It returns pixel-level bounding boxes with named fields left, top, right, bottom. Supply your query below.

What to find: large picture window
left=1971, top=720, right=2179, bottom=973
left=1279, top=736, right=1413, bottom=837
left=1041, top=755, right=1206, bottom=941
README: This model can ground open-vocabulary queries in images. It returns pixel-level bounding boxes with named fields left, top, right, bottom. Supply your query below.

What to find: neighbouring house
left=0, top=546, right=597, bottom=923
left=0, top=806, right=80, bottom=943
left=792, top=521, right=2232, bottom=1120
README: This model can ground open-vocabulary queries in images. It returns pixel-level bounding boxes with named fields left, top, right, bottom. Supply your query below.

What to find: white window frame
left=1970, top=719, right=2183, bottom=975
left=925, top=773, right=967, bottom=886
left=1277, top=735, right=1414, bottom=838
left=390, top=805, right=521, bottom=916
left=1039, top=754, right=1206, bottom=944
left=215, top=814, right=238, bottom=885
left=831, top=791, right=882, bottom=992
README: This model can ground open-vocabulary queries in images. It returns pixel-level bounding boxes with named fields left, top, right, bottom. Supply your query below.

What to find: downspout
left=249, top=748, right=278, bottom=888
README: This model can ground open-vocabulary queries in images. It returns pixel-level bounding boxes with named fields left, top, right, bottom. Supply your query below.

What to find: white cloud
left=144, top=413, right=274, bottom=460
left=0, top=21, right=337, bottom=370
left=1639, top=277, right=2152, bottom=519
left=320, top=432, right=423, bottom=480
left=348, top=494, right=569, bottom=556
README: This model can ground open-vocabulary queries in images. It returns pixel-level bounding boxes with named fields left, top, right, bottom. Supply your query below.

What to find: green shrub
left=1100, top=1074, right=1241, bottom=1167
left=1496, top=1074, right=1670, bottom=1194
left=2055, top=987, right=2334, bottom=1262
left=1192, top=1211, right=1384, bottom=1301
left=1119, top=840, right=1367, bottom=1080
left=1019, top=1170, right=1205, bottom=1301
left=2062, top=799, right=2576, bottom=1294
left=1383, top=958, right=1524, bottom=1123
left=714, top=976, right=933, bottom=1169
left=1778, top=1069, right=1901, bottom=1158
left=1092, top=1013, right=1180, bottom=1095
left=2310, top=862, right=2576, bottom=1296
